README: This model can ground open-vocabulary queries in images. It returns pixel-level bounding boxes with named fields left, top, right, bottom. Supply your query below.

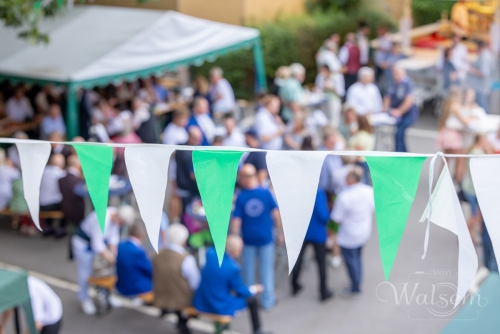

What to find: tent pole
left=253, top=38, right=267, bottom=93
left=66, top=84, right=79, bottom=140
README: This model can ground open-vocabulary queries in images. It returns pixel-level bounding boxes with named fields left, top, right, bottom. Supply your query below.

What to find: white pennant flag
left=470, top=157, right=500, bottom=270
left=420, top=164, right=478, bottom=308
left=266, top=150, right=329, bottom=273
left=16, top=142, right=51, bottom=231
left=124, top=146, right=175, bottom=252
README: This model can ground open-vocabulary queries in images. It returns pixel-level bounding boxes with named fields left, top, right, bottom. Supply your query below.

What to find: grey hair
left=358, top=67, right=375, bottom=80
left=347, top=166, right=364, bottom=183
left=289, top=63, right=305, bottom=77
left=210, top=67, right=224, bottom=77
left=167, top=223, right=189, bottom=246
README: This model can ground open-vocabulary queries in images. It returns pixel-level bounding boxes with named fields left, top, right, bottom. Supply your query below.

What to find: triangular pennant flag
left=266, top=150, right=329, bottom=273
left=16, top=142, right=51, bottom=231
left=420, top=164, right=478, bottom=308
left=124, top=146, right=175, bottom=252
left=366, top=156, right=426, bottom=280
left=73, top=144, right=113, bottom=233
left=192, top=150, right=244, bottom=265
left=470, top=157, right=500, bottom=271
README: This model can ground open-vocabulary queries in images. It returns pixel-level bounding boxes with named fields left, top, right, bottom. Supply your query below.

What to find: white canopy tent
left=0, top=6, right=266, bottom=138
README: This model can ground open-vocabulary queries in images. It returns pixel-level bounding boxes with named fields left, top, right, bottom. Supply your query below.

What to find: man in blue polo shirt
left=231, top=164, right=284, bottom=310
left=383, top=66, right=419, bottom=152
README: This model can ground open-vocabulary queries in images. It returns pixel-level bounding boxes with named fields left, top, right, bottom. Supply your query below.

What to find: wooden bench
left=184, top=306, right=232, bottom=334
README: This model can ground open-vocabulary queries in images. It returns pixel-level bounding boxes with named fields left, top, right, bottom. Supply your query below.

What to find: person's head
left=67, top=154, right=81, bottom=171
left=323, top=132, right=337, bottom=150
left=289, top=63, right=306, bottom=83
left=319, top=65, right=331, bottom=76
left=167, top=223, right=189, bottom=247
left=475, top=39, right=486, bottom=51
left=392, top=66, right=406, bottom=83
left=330, top=33, right=340, bottom=44
left=245, top=129, right=260, bottom=148
left=261, top=94, right=280, bottom=115
left=324, top=39, right=337, bottom=52
left=275, top=66, right=291, bottom=80
left=343, top=104, right=358, bottom=123
left=212, top=135, right=223, bottom=146
left=391, top=42, right=402, bottom=54
left=438, top=86, right=463, bottom=129
left=358, top=21, right=369, bottom=35
left=48, top=131, right=64, bottom=144
left=471, top=134, right=491, bottom=153
left=193, top=76, right=210, bottom=95
left=345, top=32, right=356, bottom=43
left=14, top=86, right=25, bottom=99
left=192, top=97, right=209, bottom=116
left=346, top=166, right=364, bottom=185
left=72, top=136, right=85, bottom=143
left=238, top=163, right=258, bottom=189
left=452, top=34, right=461, bottom=44
left=357, top=115, right=373, bottom=134
left=209, top=67, right=224, bottom=83
left=224, top=114, right=237, bottom=134
left=301, top=136, right=315, bottom=150
left=187, top=126, right=203, bottom=146
left=48, top=153, right=65, bottom=170
left=226, top=235, right=244, bottom=259
left=173, top=108, right=190, bottom=127
left=114, top=205, right=137, bottom=227
left=377, top=25, right=389, bottom=37
left=128, top=222, right=146, bottom=242
left=464, top=88, right=476, bottom=104
left=48, top=103, right=61, bottom=119
left=358, top=67, right=375, bottom=85
left=12, top=131, right=28, bottom=140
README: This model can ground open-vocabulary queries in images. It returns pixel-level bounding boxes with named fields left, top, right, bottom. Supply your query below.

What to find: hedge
left=191, top=8, right=394, bottom=99
left=412, top=0, right=454, bottom=26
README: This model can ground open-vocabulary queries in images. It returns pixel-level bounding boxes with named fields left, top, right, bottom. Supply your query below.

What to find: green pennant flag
left=365, top=156, right=426, bottom=281
left=73, top=144, right=113, bottom=233
left=192, top=150, right=244, bottom=265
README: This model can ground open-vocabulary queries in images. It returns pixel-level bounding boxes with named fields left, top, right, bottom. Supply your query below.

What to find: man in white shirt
left=357, top=22, right=370, bottom=66
left=448, top=34, right=469, bottom=83
left=39, top=154, right=66, bottom=237
left=71, top=206, right=136, bottom=315
left=188, top=97, right=216, bottom=146
left=331, top=167, right=374, bottom=297
left=346, top=67, right=383, bottom=115
left=162, top=108, right=189, bottom=145
left=222, top=114, right=246, bottom=147
left=254, top=95, right=284, bottom=150
left=153, top=223, right=200, bottom=333
left=316, top=39, right=342, bottom=73
left=209, top=67, right=236, bottom=116
left=6, top=86, right=34, bottom=123
left=28, top=276, right=63, bottom=334
left=467, top=40, right=495, bottom=113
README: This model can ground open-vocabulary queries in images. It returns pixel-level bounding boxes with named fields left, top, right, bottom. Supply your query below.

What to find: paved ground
left=0, top=110, right=491, bottom=334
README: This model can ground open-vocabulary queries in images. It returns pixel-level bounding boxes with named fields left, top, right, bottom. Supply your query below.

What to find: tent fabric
left=0, top=269, right=38, bottom=334
left=0, top=6, right=260, bottom=89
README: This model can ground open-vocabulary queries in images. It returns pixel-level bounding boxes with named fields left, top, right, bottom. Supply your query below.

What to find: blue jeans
left=72, top=238, right=95, bottom=301
left=482, top=221, right=498, bottom=272
left=463, top=192, right=479, bottom=217
left=242, top=242, right=276, bottom=309
left=341, top=246, right=363, bottom=292
left=395, top=114, right=417, bottom=152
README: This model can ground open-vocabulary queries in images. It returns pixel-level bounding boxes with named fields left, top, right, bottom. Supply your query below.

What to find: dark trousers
left=395, top=115, right=416, bottom=152
left=291, top=242, right=328, bottom=297
left=40, top=203, right=65, bottom=230
left=344, top=73, right=358, bottom=92
left=175, top=311, right=189, bottom=330
left=341, top=246, right=363, bottom=293
left=247, top=296, right=261, bottom=333
left=41, top=319, right=62, bottom=334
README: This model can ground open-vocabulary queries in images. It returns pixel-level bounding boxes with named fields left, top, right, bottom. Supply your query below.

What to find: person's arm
left=338, top=46, right=349, bottom=65
left=331, top=195, right=346, bottom=223
left=316, top=190, right=331, bottom=224
left=231, top=217, right=242, bottom=235
left=181, top=255, right=201, bottom=291
left=257, top=169, right=268, bottom=185
left=284, top=134, right=301, bottom=150
left=230, top=267, right=253, bottom=298
left=259, top=126, right=284, bottom=143
left=272, top=208, right=284, bottom=246
left=390, top=94, right=414, bottom=117
left=136, top=249, right=153, bottom=278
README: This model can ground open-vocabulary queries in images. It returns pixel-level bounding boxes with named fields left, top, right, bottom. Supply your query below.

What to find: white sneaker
left=81, top=299, right=96, bottom=315
left=331, top=256, right=342, bottom=268
left=109, top=295, right=123, bottom=308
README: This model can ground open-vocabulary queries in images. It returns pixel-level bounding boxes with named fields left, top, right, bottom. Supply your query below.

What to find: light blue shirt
left=40, top=116, right=66, bottom=139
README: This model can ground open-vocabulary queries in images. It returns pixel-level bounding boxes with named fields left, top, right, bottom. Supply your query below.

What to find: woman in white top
left=0, top=148, right=21, bottom=211
left=315, top=65, right=345, bottom=126
left=254, top=95, right=284, bottom=150
left=347, top=115, right=375, bottom=184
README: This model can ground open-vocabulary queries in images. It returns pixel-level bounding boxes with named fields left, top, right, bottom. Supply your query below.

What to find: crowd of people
left=0, top=19, right=498, bottom=334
